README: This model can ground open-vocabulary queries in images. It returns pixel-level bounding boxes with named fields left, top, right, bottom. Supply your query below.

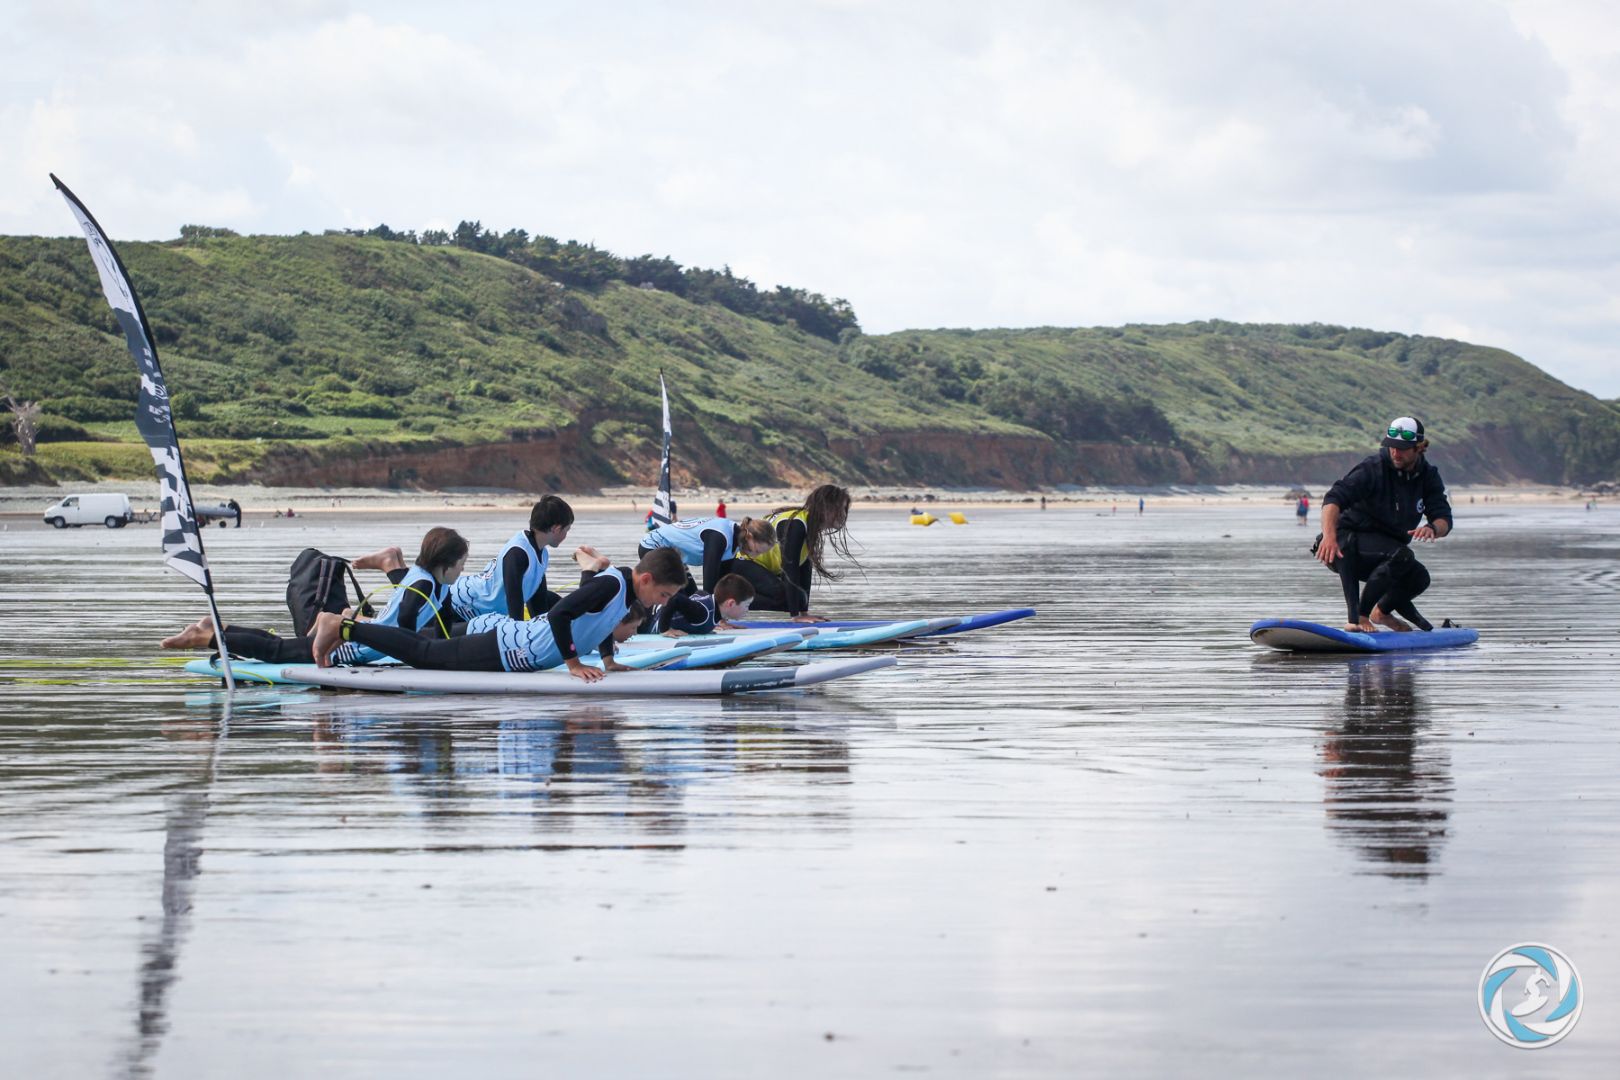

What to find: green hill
left=2, top=231, right=1616, bottom=488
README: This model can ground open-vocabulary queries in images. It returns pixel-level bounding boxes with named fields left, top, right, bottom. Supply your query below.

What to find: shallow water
left=2, top=503, right=1617, bottom=1077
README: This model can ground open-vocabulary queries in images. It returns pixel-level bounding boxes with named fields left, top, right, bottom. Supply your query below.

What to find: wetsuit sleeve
left=778, top=519, right=813, bottom=612
left=545, top=573, right=620, bottom=659
left=396, top=584, right=427, bottom=635
left=700, top=529, right=729, bottom=594
left=502, top=547, right=530, bottom=620
left=1323, top=459, right=1374, bottom=511
left=1424, top=469, right=1452, bottom=526
left=528, top=573, right=560, bottom=617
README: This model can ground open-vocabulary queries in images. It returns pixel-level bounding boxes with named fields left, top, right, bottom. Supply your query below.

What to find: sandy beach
left=0, top=480, right=1603, bottom=520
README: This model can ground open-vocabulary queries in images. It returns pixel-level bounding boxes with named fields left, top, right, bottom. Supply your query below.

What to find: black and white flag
left=53, top=175, right=215, bottom=593
left=650, top=371, right=675, bottom=525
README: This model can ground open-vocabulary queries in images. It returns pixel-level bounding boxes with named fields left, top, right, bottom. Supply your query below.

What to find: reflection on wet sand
left=1320, top=658, right=1453, bottom=879
left=283, top=694, right=860, bottom=845
left=120, top=710, right=229, bottom=1080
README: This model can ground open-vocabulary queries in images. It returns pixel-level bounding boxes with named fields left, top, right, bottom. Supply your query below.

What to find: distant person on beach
left=1138, top=497, right=1145, bottom=515
left=160, top=530, right=469, bottom=662
left=1296, top=494, right=1310, bottom=525
left=716, top=499, right=727, bottom=518
left=449, top=495, right=573, bottom=622
left=735, top=484, right=860, bottom=620
left=1314, top=416, right=1452, bottom=633
left=1040, top=496, right=1047, bottom=510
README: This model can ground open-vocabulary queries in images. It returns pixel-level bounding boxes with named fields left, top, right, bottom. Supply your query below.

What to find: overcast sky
left=5, top=1, right=1618, bottom=396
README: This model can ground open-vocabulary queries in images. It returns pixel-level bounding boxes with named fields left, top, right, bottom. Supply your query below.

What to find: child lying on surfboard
left=572, top=546, right=754, bottom=635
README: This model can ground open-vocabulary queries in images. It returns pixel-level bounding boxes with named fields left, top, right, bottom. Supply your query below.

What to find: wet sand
left=2, top=503, right=1617, bottom=1076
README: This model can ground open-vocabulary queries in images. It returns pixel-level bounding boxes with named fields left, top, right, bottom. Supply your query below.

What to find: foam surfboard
left=186, top=655, right=896, bottom=696
left=659, top=630, right=812, bottom=670
left=736, top=608, right=1034, bottom=637
left=624, top=619, right=953, bottom=653
left=1249, top=618, right=1479, bottom=653
left=182, top=643, right=695, bottom=685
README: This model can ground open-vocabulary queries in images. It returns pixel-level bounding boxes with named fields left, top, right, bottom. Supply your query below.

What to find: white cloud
left=2, top=0, right=1618, bottom=395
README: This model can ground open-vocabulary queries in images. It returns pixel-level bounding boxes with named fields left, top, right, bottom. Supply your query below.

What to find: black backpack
left=285, top=548, right=375, bottom=638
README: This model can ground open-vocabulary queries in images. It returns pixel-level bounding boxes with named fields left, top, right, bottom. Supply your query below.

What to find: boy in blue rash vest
left=1315, top=416, right=1453, bottom=633
left=572, top=548, right=754, bottom=635
left=638, top=515, right=776, bottom=595
left=159, top=530, right=469, bottom=663
left=449, top=495, right=573, bottom=622
left=309, top=547, right=688, bottom=683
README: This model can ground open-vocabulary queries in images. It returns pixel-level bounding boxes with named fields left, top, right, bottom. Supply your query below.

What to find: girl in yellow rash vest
left=734, top=483, right=860, bottom=619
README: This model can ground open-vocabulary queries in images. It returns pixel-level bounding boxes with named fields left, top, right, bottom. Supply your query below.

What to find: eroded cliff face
left=231, top=422, right=1590, bottom=491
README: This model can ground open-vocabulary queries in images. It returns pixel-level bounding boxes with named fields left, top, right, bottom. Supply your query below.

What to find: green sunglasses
left=1387, top=426, right=1421, bottom=441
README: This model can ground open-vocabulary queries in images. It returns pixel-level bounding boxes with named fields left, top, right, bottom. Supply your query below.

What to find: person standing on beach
left=1297, top=493, right=1310, bottom=525
left=1138, top=497, right=1145, bottom=515
left=1314, top=416, right=1452, bottom=632
left=716, top=498, right=727, bottom=518
left=450, top=495, right=573, bottom=622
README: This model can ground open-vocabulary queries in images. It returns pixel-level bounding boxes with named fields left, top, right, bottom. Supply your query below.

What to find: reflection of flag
left=53, top=175, right=215, bottom=593
left=650, top=372, right=674, bottom=525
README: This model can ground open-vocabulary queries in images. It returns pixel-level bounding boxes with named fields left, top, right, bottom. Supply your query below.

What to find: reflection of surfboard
left=1249, top=618, right=1478, bottom=653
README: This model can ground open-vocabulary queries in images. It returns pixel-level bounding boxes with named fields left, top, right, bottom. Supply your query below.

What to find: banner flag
left=52, top=174, right=215, bottom=593
left=651, top=372, right=675, bottom=525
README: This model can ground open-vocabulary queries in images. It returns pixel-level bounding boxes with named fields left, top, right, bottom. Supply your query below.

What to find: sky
left=4, top=0, right=1619, bottom=396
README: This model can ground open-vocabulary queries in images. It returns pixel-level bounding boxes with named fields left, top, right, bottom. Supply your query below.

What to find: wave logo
left=1479, top=943, right=1582, bottom=1048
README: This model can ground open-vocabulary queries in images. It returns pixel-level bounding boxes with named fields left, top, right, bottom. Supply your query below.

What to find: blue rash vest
left=331, top=565, right=452, bottom=667
left=470, top=567, right=632, bottom=672
left=375, top=566, right=450, bottom=633
left=450, top=529, right=548, bottom=620
left=642, top=517, right=738, bottom=566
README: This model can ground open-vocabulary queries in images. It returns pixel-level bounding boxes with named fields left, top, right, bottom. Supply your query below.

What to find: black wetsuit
left=652, top=592, right=717, bottom=635
left=1322, top=449, right=1452, bottom=629
left=732, top=516, right=811, bottom=615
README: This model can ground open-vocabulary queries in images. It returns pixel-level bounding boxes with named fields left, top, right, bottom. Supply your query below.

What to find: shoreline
left=0, top=480, right=1605, bottom=518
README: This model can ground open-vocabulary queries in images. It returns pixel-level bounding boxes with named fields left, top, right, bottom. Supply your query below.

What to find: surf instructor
left=1314, top=416, right=1452, bottom=633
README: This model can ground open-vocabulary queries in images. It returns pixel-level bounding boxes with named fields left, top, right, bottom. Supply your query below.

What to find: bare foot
left=310, top=611, right=345, bottom=667
left=1345, top=617, right=1377, bottom=633
left=160, top=617, right=219, bottom=650
left=351, top=546, right=406, bottom=573
left=1369, top=606, right=1413, bottom=633
left=572, top=545, right=611, bottom=573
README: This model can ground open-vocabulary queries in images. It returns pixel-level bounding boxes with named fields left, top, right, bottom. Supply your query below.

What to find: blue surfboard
left=1249, top=618, right=1478, bottom=653
left=736, top=608, right=1035, bottom=637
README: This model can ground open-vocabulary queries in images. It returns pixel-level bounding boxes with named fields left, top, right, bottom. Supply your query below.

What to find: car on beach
left=42, top=492, right=134, bottom=529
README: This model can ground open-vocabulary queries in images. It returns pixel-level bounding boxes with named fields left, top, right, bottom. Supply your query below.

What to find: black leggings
left=222, top=626, right=315, bottom=663
left=345, top=620, right=504, bottom=671
left=729, top=559, right=809, bottom=614
left=1335, top=544, right=1432, bottom=630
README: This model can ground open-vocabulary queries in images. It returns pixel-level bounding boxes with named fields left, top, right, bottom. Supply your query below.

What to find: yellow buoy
left=948, top=511, right=968, bottom=525
left=910, top=513, right=937, bottom=526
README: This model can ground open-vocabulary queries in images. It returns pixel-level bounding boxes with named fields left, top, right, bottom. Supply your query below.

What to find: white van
left=43, top=493, right=134, bottom=529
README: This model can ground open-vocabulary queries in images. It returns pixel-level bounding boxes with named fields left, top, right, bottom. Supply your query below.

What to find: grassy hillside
left=855, top=322, right=1620, bottom=481
left=1, top=232, right=1616, bottom=486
